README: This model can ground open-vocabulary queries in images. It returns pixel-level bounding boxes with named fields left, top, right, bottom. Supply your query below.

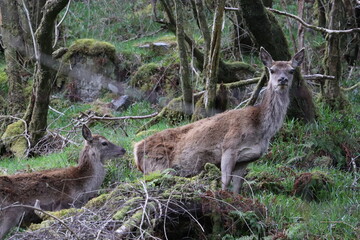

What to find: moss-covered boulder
left=1, top=120, right=27, bottom=158
left=61, top=39, right=123, bottom=102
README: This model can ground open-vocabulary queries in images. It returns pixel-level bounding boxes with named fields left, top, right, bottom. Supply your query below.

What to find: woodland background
left=0, top=0, right=359, bottom=239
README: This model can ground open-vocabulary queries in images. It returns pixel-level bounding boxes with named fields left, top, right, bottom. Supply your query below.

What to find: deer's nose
left=278, top=77, right=288, bottom=85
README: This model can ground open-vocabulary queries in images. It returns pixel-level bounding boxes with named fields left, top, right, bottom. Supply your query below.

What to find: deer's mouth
left=278, top=83, right=289, bottom=89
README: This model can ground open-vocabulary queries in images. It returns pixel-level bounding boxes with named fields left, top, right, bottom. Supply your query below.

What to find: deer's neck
left=259, top=86, right=290, bottom=140
left=77, top=147, right=105, bottom=192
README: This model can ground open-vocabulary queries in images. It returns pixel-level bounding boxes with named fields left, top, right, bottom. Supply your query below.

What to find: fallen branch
left=87, top=112, right=159, bottom=121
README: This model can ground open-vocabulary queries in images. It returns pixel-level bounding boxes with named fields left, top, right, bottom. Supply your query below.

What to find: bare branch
left=303, top=74, right=336, bottom=81
left=267, top=7, right=360, bottom=34
left=21, top=0, right=39, bottom=61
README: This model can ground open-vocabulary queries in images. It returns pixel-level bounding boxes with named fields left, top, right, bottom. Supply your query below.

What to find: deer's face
left=268, top=61, right=295, bottom=91
left=260, top=47, right=305, bottom=92
left=82, top=125, right=126, bottom=163
left=94, top=136, right=126, bottom=163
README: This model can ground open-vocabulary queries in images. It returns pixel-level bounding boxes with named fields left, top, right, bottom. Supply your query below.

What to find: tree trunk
left=0, top=0, right=27, bottom=116
left=321, top=0, right=348, bottom=109
left=239, top=0, right=315, bottom=122
left=175, top=0, right=193, bottom=115
left=315, top=0, right=327, bottom=28
left=205, top=0, right=226, bottom=116
left=24, top=0, right=70, bottom=146
left=194, top=0, right=211, bottom=70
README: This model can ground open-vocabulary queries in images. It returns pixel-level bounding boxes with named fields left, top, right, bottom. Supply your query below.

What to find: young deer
left=0, top=125, right=126, bottom=239
left=134, top=47, right=305, bottom=193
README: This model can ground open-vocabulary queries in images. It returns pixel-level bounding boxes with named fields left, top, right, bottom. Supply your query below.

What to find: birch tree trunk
left=175, top=0, right=193, bottom=115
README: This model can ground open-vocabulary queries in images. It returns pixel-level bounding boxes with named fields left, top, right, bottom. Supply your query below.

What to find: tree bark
left=194, top=0, right=211, bottom=70
left=175, top=0, right=193, bottom=115
left=322, top=0, right=348, bottom=109
left=205, top=0, right=226, bottom=116
left=239, top=0, right=315, bottom=122
left=24, top=0, right=70, bottom=146
left=0, top=0, right=27, bottom=116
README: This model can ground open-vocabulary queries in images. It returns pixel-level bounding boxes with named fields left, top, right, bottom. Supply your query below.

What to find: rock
left=111, top=95, right=132, bottom=111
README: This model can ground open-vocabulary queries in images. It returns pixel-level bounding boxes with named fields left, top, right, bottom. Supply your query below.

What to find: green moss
left=0, top=68, right=8, bottom=96
left=130, top=63, right=159, bottom=89
left=29, top=208, right=83, bottom=230
left=63, top=38, right=117, bottom=62
left=86, top=193, right=109, bottom=208
left=1, top=120, right=27, bottom=158
left=113, top=197, right=142, bottom=220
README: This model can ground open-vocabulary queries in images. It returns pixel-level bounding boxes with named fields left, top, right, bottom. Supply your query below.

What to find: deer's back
left=135, top=106, right=263, bottom=175
left=0, top=166, right=87, bottom=209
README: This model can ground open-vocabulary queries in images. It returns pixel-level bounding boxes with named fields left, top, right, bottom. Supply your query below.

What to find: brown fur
left=134, top=47, right=305, bottom=193
left=0, top=125, right=126, bottom=239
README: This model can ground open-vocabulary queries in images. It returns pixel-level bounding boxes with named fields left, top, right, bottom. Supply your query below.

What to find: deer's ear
left=291, top=48, right=305, bottom=68
left=82, top=125, right=93, bottom=142
left=260, top=47, right=274, bottom=68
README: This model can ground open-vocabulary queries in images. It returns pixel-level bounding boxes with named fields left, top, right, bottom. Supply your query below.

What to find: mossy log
left=11, top=164, right=268, bottom=239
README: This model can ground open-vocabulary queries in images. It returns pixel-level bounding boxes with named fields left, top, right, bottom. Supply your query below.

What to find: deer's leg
left=232, top=162, right=249, bottom=193
left=221, top=149, right=236, bottom=191
left=0, top=209, right=23, bottom=239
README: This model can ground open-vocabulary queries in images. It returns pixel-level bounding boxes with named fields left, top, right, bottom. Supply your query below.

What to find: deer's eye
left=101, top=142, right=108, bottom=146
left=289, top=69, right=295, bottom=74
left=270, top=69, right=275, bottom=74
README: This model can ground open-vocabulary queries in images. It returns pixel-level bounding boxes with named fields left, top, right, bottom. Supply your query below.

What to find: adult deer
left=134, top=47, right=305, bottom=193
left=0, top=125, right=126, bottom=239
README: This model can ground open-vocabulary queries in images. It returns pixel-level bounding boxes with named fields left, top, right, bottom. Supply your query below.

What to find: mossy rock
left=293, top=171, right=333, bottom=201
left=63, top=38, right=117, bottom=62
left=1, top=120, right=27, bottom=158
left=130, top=62, right=181, bottom=104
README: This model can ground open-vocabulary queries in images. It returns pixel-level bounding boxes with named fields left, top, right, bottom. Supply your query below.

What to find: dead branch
left=303, top=74, right=336, bottom=81
left=85, top=112, right=159, bottom=122
left=267, top=7, right=360, bottom=34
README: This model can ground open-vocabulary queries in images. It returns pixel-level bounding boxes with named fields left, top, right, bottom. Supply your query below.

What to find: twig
left=267, top=7, right=360, bottom=34
left=21, top=0, right=39, bottom=61
left=49, top=106, right=65, bottom=115
left=1, top=204, right=80, bottom=240
left=53, top=0, right=72, bottom=48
